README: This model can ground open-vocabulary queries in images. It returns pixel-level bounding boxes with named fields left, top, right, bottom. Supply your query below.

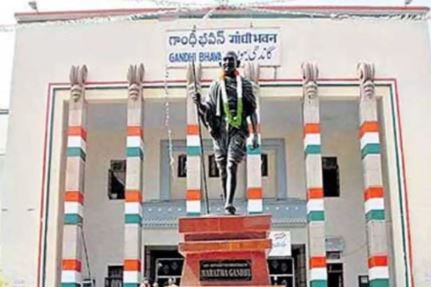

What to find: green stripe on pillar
left=61, top=283, right=81, bottom=287
left=186, top=212, right=201, bottom=216
left=307, top=211, right=325, bottom=222
left=127, top=147, right=143, bottom=158
left=64, top=214, right=83, bottom=225
left=67, top=147, right=86, bottom=161
left=310, top=280, right=328, bottom=287
left=125, top=214, right=142, bottom=224
left=305, top=145, right=321, bottom=155
left=247, top=145, right=261, bottom=155
left=186, top=146, right=201, bottom=156
left=369, top=278, right=390, bottom=287
left=361, top=143, right=381, bottom=158
left=123, top=283, right=140, bottom=287
left=366, top=209, right=385, bottom=221
left=249, top=211, right=263, bottom=215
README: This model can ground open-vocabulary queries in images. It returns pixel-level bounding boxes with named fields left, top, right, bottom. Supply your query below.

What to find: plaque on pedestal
left=178, top=215, right=272, bottom=287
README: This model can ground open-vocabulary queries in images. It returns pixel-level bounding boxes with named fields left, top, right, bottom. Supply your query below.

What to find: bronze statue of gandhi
left=192, top=51, right=259, bottom=215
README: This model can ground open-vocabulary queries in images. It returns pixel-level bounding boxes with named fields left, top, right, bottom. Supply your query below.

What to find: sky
left=0, top=0, right=430, bottom=109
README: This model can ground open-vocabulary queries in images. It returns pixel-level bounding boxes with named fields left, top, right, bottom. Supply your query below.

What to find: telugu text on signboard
left=166, top=28, right=280, bottom=66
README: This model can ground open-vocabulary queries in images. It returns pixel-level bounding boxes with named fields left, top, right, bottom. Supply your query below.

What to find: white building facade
left=2, top=5, right=431, bottom=287
left=0, top=108, right=8, bottom=272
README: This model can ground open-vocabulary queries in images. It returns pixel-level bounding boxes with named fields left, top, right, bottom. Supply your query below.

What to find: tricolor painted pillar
left=185, top=62, right=202, bottom=216
left=124, top=64, right=145, bottom=287
left=60, top=65, right=88, bottom=287
left=357, top=63, right=390, bottom=287
left=301, top=63, right=328, bottom=287
left=244, top=62, right=263, bottom=214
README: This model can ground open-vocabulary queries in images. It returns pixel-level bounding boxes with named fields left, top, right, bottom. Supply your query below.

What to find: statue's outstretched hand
left=252, top=133, right=259, bottom=149
left=192, top=92, right=201, bottom=105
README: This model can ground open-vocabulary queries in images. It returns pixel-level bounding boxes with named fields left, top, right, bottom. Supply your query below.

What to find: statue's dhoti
left=212, top=128, right=247, bottom=167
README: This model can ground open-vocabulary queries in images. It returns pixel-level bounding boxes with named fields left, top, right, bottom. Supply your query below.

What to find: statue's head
left=221, top=51, right=240, bottom=77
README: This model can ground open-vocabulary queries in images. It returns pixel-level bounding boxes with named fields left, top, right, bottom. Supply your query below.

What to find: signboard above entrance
left=166, top=28, right=280, bottom=66
left=269, top=231, right=291, bottom=257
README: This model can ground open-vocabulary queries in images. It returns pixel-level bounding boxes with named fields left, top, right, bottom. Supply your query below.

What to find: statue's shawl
left=201, top=76, right=256, bottom=138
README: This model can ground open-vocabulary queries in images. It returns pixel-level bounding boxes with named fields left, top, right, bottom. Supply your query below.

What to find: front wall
left=2, top=14, right=431, bottom=287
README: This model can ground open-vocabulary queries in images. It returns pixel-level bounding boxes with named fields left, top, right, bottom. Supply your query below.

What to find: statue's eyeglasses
left=223, top=56, right=235, bottom=62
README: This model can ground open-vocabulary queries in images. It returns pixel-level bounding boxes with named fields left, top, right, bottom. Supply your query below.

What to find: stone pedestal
left=178, top=215, right=272, bottom=287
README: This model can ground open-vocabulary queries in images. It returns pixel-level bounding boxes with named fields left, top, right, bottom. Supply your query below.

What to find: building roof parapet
left=15, top=5, right=430, bottom=24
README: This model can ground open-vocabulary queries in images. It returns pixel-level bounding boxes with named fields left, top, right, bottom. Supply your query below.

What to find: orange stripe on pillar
left=359, top=121, right=379, bottom=138
left=310, top=256, right=327, bottom=268
left=187, top=124, right=199, bottom=135
left=62, top=259, right=82, bottom=271
left=364, top=187, right=384, bottom=201
left=124, top=259, right=141, bottom=271
left=307, top=188, right=324, bottom=199
left=368, top=255, right=388, bottom=268
left=247, top=188, right=263, bottom=199
left=303, top=123, right=320, bottom=136
left=126, top=190, right=142, bottom=202
left=65, top=191, right=84, bottom=204
left=186, top=189, right=201, bottom=200
left=68, top=126, right=87, bottom=141
left=127, top=126, right=143, bottom=137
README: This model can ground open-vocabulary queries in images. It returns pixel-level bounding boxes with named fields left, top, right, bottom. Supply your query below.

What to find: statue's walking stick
left=191, top=59, right=210, bottom=215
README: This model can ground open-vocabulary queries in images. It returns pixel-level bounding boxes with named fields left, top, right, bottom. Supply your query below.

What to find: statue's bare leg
left=218, top=159, right=227, bottom=202
left=225, top=160, right=238, bottom=215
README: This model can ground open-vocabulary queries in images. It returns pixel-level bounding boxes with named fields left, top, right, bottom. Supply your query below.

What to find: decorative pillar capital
left=301, top=62, right=319, bottom=100
left=357, top=62, right=375, bottom=100
left=69, top=65, right=88, bottom=102
left=127, top=64, right=145, bottom=101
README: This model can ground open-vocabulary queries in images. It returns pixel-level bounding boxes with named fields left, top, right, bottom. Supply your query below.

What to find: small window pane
left=326, top=251, right=342, bottom=261
left=322, top=157, right=340, bottom=197
left=177, top=154, right=187, bottom=177
left=106, top=265, right=122, bottom=287
left=261, top=153, right=268, bottom=177
left=108, top=160, right=126, bottom=200
left=268, top=258, right=293, bottom=275
left=328, top=263, right=344, bottom=287
left=108, top=265, right=123, bottom=278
